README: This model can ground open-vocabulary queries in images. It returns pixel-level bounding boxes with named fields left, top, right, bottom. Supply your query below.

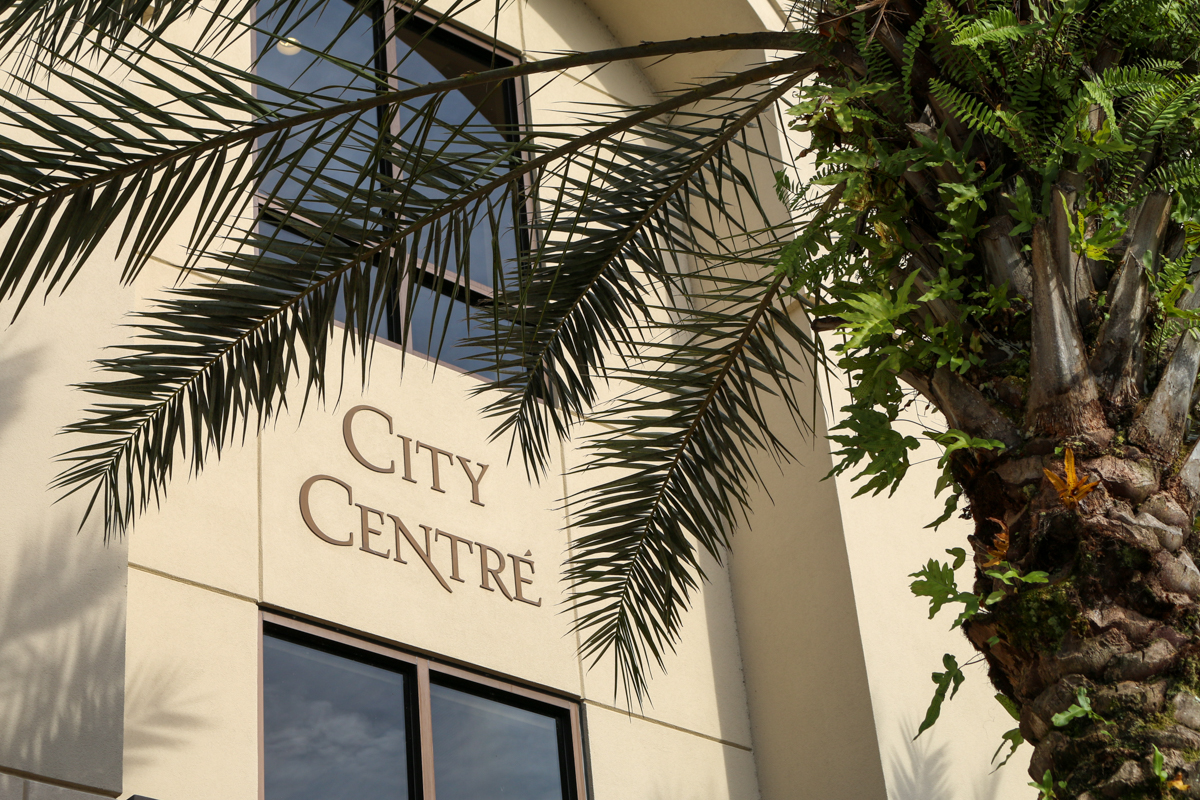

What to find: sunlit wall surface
left=0, top=0, right=1028, bottom=799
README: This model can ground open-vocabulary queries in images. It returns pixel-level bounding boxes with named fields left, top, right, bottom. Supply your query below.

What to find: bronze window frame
left=258, top=609, right=588, bottom=800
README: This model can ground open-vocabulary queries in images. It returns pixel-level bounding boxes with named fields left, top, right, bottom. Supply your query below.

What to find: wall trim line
left=0, top=765, right=119, bottom=798
left=128, top=562, right=258, bottom=604
left=582, top=700, right=753, bottom=752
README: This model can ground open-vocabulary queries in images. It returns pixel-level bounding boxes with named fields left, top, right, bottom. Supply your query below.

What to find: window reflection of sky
left=256, top=0, right=381, bottom=210
left=263, top=636, right=410, bottom=800
left=431, top=683, right=565, bottom=800
left=254, top=0, right=519, bottom=367
left=390, top=28, right=518, bottom=294
left=409, top=283, right=492, bottom=372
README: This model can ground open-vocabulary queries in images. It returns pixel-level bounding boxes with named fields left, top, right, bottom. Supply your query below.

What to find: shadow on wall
left=700, top=558, right=758, bottom=800
left=123, top=659, right=211, bottom=771
left=0, top=520, right=209, bottom=788
left=0, top=346, right=43, bottom=440
left=0, top=521, right=126, bottom=786
left=887, top=719, right=1003, bottom=800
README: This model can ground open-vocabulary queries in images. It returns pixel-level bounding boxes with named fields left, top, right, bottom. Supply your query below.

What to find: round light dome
left=276, top=37, right=301, bottom=56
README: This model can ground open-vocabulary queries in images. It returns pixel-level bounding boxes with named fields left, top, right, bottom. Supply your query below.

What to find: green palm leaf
left=51, top=52, right=821, bottom=538
left=567, top=267, right=816, bottom=703
left=473, top=75, right=809, bottom=480
left=2, top=0, right=829, bottom=705
left=0, top=25, right=814, bottom=320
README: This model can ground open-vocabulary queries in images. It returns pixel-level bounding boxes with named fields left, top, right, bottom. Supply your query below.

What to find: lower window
left=262, top=615, right=584, bottom=800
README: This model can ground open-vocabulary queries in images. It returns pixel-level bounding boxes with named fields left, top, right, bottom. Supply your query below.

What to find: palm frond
left=52, top=53, right=821, bottom=538
left=0, top=26, right=817, bottom=321
left=566, top=268, right=816, bottom=704
left=473, top=74, right=809, bottom=480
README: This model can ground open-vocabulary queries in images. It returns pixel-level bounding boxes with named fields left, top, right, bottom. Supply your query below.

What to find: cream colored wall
left=724, top=357, right=890, bottom=800
left=0, top=226, right=130, bottom=796
left=124, top=348, right=765, bottom=800
left=828, top=382, right=1034, bottom=800
left=121, top=2, right=779, bottom=800
left=0, top=2, right=1037, bottom=800
left=0, top=22, right=250, bottom=793
left=257, top=357, right=579, bottom=692
left=123, top=569, right=260, bottom=800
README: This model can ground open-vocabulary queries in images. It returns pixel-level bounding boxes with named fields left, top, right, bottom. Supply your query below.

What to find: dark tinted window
left=262, top=626, right=579, bottom=800
left=255, top=0, right=385, bottom=212
left=254, top=3, right=521, bottom=373
left=431, top=681, right=568, bottom=800
left=390, top=20, right=520, bottom=294
left=263, top=633, right=413, bottom=800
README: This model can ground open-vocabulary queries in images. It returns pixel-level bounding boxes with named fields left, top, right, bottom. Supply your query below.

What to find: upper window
left=253, top=1, right=522, bottom=373
left=262, top=616, right=585, bottom=800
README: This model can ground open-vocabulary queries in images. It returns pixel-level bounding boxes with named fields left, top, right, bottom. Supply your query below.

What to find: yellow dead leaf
left=982, top=517, right=1010, bottom=568
left=1043, top=447, right=1100, bottom=509
left=1168, top=774, right=1190, bottom=791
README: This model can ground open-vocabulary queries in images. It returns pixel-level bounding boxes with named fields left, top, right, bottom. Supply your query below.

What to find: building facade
left=0, top=1, right=1034, bottom=798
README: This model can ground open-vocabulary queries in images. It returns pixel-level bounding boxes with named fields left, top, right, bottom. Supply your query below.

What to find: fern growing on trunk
left=6, top=0, right=1200, bottom=790
left=788, top=0, right=1200, bottom=793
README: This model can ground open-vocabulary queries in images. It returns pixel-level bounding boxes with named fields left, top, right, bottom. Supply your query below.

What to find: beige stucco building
left=0, top=0, right=1035, bottom=798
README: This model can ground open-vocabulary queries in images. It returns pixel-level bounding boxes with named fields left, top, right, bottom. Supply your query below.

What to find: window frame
left=258, top=610, right=588, bottom=800
left=250, top=0, right=532, bottom=378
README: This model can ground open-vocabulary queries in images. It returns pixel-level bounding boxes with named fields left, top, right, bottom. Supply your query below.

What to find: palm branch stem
left=574, top=272, right=787, bottom=690
left=636, top=272, right=787, bottom=529
left=59, top=53, right=819, bottom=534
left=2, top=32, right=818, bottom=223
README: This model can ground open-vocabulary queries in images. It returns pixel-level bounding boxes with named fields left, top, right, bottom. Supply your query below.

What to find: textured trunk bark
left=981, top=214, right=1034, bottom=299
left=908, top=181, right=1200, bottom=796
left=836, top=8, right=1199, bottom=788
left=1129, top=261, right=1200, bottom=463
left=1090, top=193, right=1173, bottom=409
left=1050, top=174, right=1095, bottom=329
left=959, top=444, right=1200, bottom=798
left=1026, top=222, right=1107, bottom=437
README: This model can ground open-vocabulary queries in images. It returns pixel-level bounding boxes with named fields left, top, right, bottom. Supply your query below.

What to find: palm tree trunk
left=917, top=191, right=1200, bottom=796
left=961, top=445, right=1200, bottom=796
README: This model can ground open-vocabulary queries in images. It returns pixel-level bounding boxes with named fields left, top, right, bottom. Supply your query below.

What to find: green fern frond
left=856, top=14, right=897, bottom=86
left=927, top=4, right=991, bottom=90
left=1152, top=158, right=1200, bottom=189
left=901, top=0, right=939, bottom=112
left=952, top=8, right=1036, bottom=48
left=1119, top=75, right=1200, bottom=159
left=929, top=78, right=1031, bottom=158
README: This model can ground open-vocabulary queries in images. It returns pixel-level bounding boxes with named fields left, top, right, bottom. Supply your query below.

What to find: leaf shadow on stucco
left=123, top=659, right=212, bottom=770
left=887, top=722, right=954, bottom=800
left=0, top=522, right=126, bottom=783
left=0, top=523, right=209, bottom=783
left=887, top=718, right=1007, bottom=800
left=0, top=346, right=42, bottom=439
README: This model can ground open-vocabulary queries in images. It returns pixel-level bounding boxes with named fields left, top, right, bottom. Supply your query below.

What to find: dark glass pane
left=255, top=0, right=383, bottom=213
left=392, top=24, right=519, bottom=290
left=430, top=682, right=566, bottom=800
left=263, top=635, right=411, bottom=800
left=254, top=2, right=522, bottom=362
left=408, top=283, right=490, bottom=373
left=395, top=22, right=513, bottom=128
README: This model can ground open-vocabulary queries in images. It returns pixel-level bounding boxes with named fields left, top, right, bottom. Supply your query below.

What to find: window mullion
left=416, top=658, right=438, bottom=800
left=379, top=2, right=403, bottom=344
left=568, top=703, right=588, bottom=800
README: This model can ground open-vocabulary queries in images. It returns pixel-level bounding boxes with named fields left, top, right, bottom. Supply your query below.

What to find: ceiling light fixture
left=276, top=37, right=301, bottom=56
